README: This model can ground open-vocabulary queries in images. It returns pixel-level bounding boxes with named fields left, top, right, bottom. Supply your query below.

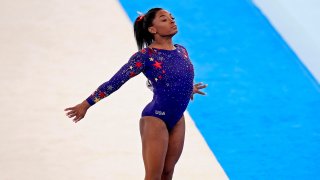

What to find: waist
left=152, top=88, right=192, bottom=104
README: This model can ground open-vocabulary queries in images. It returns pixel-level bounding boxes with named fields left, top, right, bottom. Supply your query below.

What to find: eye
left=161, top=18, right=168, bottom=22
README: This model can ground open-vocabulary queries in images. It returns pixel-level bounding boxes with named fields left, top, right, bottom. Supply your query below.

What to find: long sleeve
left=86, top=51, right=145, bottom=106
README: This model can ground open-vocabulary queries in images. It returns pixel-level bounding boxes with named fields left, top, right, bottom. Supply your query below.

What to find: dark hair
left=134, top=8, right=163, bottom=50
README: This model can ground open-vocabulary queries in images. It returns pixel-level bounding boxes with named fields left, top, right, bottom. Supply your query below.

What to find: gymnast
left=65, top=8, right=207, bottom=180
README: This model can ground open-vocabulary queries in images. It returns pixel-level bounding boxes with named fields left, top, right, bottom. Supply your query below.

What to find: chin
left=162, top=30, right=178, bottom=38
left=170, top=30, right=178, bottom=36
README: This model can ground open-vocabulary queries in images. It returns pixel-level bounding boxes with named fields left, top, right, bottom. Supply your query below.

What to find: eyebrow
left=159, top=14, right=173, bottom=18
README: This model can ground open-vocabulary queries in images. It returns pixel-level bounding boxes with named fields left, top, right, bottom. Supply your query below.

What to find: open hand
left=191, top=82, right=208, bottom=101
left=64, top=100, right=90, bottom=123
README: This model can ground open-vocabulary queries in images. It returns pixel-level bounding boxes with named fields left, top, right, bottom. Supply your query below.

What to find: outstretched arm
left=85, top=52, right=145, bottom=106
left=65, top=51, right=145, bottom=123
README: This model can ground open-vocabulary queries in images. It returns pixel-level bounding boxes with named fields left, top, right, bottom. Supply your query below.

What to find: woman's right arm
left=65, top=51, right=146, bottom=122
left=85, top=51, right=146, bottom=106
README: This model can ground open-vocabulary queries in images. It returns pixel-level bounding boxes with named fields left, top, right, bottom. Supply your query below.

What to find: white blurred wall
left=254, top=0, right=320, bottom=84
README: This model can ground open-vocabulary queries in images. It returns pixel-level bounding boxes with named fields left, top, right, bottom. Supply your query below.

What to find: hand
left=191, top=82, right=208, bottom=101
left=64, top=100, right=90, bottom=123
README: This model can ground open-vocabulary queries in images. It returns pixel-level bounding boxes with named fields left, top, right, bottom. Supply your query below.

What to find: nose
left=170, top=18, right=175, bottom=24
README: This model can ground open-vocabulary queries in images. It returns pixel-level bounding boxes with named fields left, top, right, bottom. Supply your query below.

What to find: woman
left=65, top=8, right=207, bottom=180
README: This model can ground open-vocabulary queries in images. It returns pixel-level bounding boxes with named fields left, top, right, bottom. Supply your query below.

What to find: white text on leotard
left=155, top=110, right=166, bottom=116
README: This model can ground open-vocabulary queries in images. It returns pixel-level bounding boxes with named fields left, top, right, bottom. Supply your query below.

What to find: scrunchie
left=136, top=11, right=144, bottom=22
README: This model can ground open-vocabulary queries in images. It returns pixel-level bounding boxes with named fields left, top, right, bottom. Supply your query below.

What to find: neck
left=151, top=36, right=175, bottom=50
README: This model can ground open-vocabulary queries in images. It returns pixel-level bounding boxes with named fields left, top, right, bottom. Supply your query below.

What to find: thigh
left=140, top=116, right=169, bottom=176
left=163, top=115, right=186, bottom=170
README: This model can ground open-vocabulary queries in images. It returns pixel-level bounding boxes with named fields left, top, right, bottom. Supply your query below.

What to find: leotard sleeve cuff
left=86, top=96, right=96, bottom=106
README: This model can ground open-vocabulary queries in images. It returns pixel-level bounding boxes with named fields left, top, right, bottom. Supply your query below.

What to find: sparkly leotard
left=86, top=44, right=194, bottom=131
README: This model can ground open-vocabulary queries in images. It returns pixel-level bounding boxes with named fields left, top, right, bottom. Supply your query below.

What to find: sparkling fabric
left=86, top=44, right=194, bottom=131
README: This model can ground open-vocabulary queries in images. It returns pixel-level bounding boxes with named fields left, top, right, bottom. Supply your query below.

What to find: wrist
left=81, top=100, right=91, bottom=109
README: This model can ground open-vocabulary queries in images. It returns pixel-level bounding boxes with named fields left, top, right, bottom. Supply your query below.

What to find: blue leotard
left=86, top=44, right=194, bottom=132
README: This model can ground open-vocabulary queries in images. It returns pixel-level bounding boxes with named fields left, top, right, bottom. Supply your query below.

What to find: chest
left=145, top=50, right=194, bottom=76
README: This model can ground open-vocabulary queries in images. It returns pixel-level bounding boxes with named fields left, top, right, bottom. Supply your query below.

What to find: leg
left=140, top=116, right=169, bottom=180
left=161, top=115, right=186, bottom=180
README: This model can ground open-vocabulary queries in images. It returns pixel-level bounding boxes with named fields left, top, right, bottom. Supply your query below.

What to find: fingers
left=73, top=115, right=84, bottom=123
left=193, top=82, right=208, bottom=96
left=66, top=111, right=76, bottom=119
left=73, top=116, right=79, bottom=122
left=66, top=110, right=75, bottom=116
left=64, top=107, right=75, bottom=111
left=64, top=106, right=83, bottom=123
left=197, top=84, right=208, bottom=89
left=196, top=90, right=206, bottom=95
left=67, top=111, right=83, bottom=123
left=195, top=83, right=208, bottom=89
left=194, top=82, right=207, bottom=85
left=65, top=107, right=76, bottom=117
left=194, top=82, right=203, bottom=86
left=65, top=107, right=77, bottom=117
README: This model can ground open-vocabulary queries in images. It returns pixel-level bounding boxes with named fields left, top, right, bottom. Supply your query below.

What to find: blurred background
left=0, top=0, right=319, bottom=179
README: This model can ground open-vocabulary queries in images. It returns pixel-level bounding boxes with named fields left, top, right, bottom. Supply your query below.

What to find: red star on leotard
left=135, top=61, right=142, bottom=68
left=148, top=48, right=155, bottom=55
left=129, top=71, right=136, bottom=77
left=99, top=91, right=106, bottom=98
left=153, top=61, right=162, bottom=69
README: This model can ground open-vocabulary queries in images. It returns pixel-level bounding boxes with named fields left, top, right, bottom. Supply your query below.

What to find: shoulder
left=133, top=47, right=155, bottom=56
left=128, top=48, right=152, bottom=65
left=174, top=43, right=189, bottom=57
left=130, top=48, right=148, bottom=59
left=174, top=44, right=188, bottom=51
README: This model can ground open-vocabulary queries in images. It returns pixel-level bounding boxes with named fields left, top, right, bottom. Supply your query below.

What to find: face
left=148, top=10, right=177, bottom=37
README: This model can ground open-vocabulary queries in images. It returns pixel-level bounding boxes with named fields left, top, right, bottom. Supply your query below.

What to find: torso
left=140, top=44, right=194, bottom=131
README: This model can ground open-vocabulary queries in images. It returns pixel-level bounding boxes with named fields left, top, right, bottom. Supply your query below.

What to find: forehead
left=155, top=10, right=172, bottom=18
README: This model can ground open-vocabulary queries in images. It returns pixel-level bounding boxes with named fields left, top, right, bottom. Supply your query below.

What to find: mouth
left=172, top=25, right=177, bottom=29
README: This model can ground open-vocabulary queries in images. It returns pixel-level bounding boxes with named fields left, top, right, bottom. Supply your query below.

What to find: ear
left=148, top=26, right=157, bottom=34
